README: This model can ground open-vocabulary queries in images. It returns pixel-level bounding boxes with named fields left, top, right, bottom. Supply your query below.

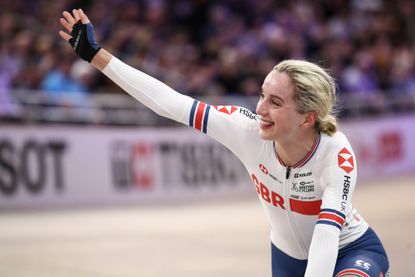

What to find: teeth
left=259, top=118, right=274, bottom=127
left=259, top=118, right=273, bottom=123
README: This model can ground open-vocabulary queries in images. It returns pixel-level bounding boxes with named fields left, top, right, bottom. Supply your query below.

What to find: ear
left=301, top=111, right=317, bottom=128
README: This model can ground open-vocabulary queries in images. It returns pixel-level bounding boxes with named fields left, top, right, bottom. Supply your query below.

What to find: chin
left=258, top=130, right=276, bottom=141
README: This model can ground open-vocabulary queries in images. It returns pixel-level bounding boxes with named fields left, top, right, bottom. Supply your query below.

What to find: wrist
left=91, top=48, right=113, bottom=71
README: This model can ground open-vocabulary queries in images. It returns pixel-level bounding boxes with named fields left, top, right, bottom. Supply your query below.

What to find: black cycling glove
left=69, top=20, right=101, bottom=63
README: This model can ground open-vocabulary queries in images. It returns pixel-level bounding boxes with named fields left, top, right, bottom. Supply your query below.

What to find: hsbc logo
left=259, top=164, right=269, bottom=174
left=338, top=147, right=354, bottom=173
left=111, top=141, right=155, bottom=190
left=239, top=108, right=257, bottom=120
left=258, top=164, right=282, bottom=184
left=213, top=105, right=238, bottom=115
left=342, top=175, right=351, bottom=200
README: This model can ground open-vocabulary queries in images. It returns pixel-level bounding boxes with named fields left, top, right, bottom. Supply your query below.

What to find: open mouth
left=259, top=118, right=275, bottom=129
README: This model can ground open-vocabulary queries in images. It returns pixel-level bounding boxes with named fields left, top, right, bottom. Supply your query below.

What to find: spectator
left=0, top=43, right=21, bottom=119
left=0, top=0, right=414, bottom=120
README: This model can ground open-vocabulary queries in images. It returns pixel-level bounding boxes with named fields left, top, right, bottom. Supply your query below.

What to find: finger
left=59, top=30, right=72, bottom=42
left=63, top=11, right=76, bottom=25
left=60, top=18, right=72, bottom=33
left=73, top=9, right=80, bottom=22
left=78, top=9, right=90, bottom=24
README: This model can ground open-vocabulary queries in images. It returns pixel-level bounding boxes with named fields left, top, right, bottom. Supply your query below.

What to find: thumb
left=78, top=9, right=90, bottom=24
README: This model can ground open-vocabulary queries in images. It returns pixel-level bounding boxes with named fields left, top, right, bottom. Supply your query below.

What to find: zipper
left=284, top=167, right=307, bottom=256
left=286, top=166, right=291, bottom=179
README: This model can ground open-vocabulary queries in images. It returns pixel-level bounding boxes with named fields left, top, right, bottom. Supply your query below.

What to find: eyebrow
left=261, top=88, right=285, bottom=103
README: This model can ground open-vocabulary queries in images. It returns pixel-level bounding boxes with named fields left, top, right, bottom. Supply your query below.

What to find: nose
left=256, top=98, right=267, bottom=116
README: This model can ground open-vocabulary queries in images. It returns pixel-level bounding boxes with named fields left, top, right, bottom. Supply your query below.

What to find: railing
left=1, top=89, right=415, bottom=126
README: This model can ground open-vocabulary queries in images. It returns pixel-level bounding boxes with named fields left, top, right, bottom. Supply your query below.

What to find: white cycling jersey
left=187, top=99, right=369, bottom=260
left=102, top=57, right=369, bottom=276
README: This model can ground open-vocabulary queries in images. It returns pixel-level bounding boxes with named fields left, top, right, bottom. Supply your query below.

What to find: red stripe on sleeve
left=194, top=102, right=206, bottom=131
left=289, top=199, right=322, bottom=215
left=318, top=212, right=345, bottom=226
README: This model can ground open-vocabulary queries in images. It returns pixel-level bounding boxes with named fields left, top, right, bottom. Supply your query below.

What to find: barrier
left=0, top=126, right=250, bottom=209
left=341, top=114, right=415, bottom=180
left=1, top=114, right=414, bottom=209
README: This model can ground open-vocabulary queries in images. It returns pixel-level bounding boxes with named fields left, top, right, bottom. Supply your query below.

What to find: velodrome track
left=1, top=174, right=414, bottom=276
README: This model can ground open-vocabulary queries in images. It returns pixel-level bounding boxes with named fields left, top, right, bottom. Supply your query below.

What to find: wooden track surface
left=1, top=174, right=414, bottom=276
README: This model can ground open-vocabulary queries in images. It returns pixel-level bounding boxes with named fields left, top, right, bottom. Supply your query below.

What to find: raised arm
left=59, top=9, right=195, bottom=124
left=58, top=9, right=260, bottom=160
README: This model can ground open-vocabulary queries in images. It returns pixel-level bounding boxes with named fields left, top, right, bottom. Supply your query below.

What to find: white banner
left=341, top=114, right=415, bottom=180
left=1, top=114, right=414, bottom=209
left=0, top=126, right=250, bottom=209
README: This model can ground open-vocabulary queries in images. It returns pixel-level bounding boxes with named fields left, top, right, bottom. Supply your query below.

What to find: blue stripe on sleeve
left=316, top=220, right=342, bottom=230
left=189, top=100, right=198, bottom=127
left=202, top=105, right=210, bottom=133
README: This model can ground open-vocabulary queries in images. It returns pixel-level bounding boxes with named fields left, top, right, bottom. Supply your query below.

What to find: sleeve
left=305, top=141, right=357, bottom=277
left=101, top=57, right=259, bottom=158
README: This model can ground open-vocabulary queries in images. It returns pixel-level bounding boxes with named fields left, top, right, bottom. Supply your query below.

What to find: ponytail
left=316, top=114, right=337, bottom=136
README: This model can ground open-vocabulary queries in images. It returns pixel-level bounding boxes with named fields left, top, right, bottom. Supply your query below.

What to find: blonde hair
left=273, top=60, right=338, bottom=136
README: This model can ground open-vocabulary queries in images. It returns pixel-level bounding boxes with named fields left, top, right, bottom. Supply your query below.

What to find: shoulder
left=317, top=131, right=355, bottom=165
left=318, top=131, right=357, bottom=174
left=311, top=131, right=358, bottom=193
left=208, top=104, right=260, bottom=129
left=321, top=131, right=353, bottom=151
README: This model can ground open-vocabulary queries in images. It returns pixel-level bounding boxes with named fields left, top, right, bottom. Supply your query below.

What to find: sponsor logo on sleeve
left=338, top=147, right=354, bottom=173
left=342, top=175, right=351, bottom=200
left=239, top=108, right=257, bottom=120
left=340, top=175, right=352, bottom=211
left=212, top=105, right=238, bottom=115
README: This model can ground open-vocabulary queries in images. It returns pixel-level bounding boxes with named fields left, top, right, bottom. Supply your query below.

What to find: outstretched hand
left=59, top=9, right=101, bottom=63
left=59, top=9, right=90, bottom=41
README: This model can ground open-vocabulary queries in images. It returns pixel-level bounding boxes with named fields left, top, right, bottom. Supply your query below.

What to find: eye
left=259, top=91, right=264, bottom=99
left=271, top=100, right=281, bottom=106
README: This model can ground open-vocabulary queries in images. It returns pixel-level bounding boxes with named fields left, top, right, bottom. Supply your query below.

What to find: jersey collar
left=275, top=132, right=321, bottom=169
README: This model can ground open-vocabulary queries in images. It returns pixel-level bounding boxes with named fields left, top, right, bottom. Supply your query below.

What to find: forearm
left=100, top=55, right=193, bottom=123
left=304, top=225, right=339, bottom=277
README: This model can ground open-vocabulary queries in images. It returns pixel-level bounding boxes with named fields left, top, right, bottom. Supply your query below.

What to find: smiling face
left=255, top=71, right=311, bottom=142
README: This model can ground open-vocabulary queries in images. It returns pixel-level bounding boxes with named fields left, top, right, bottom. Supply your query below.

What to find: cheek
left=269, top=110, right=283, bottom=121
left=292, top=112, right=306, bottom=124
left=270, top=110, right=299, bottom=130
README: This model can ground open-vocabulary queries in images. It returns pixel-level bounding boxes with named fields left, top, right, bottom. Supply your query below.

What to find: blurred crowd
left=1, top=0, right=415, bottom=120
